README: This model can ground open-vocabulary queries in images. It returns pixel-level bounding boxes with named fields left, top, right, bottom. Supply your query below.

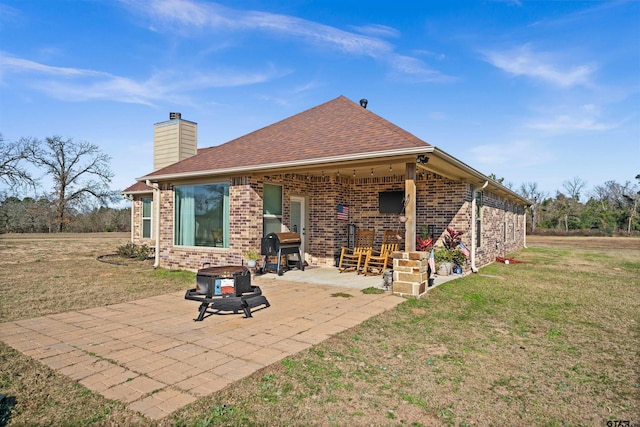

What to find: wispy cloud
left=469, top=140, right=553, bottom=169
left=351, top=24, right=401, bottom=39
left=120, top=0, right=450, bottom=82
left=526, top=103, right=627, bottom=133
left=1, top=55, right=109, bottom=78
left=527, top=115, right=624, bottom=132
left=0, top=53, right=286, bottom=106
left=483, top=44, right=595, bottom=87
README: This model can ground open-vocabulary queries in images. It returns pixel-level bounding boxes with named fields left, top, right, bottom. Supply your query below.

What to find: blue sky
left=1, top=0, right=638, bottom=205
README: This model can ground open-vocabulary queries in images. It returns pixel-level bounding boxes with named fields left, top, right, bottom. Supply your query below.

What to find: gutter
left=146, top=180, right=161, bottom=269
left=137, top=147, right=436, bottom=182
left=431, top=147, right=530, bottom=205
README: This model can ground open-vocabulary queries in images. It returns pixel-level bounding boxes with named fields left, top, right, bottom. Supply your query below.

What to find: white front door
left=290, top=196, right=306, bottom=261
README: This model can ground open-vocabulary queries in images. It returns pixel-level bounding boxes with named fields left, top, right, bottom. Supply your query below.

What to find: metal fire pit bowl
left=184, top=265, right=269, bottom=321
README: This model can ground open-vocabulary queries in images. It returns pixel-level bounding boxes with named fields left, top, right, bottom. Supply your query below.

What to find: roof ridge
left=142, top=95, right=430, bottom=178
left=351, top=99, right=429, bottom=146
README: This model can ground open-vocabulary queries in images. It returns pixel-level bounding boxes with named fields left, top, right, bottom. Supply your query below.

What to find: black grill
left=260, top=232, right=304, bottom=275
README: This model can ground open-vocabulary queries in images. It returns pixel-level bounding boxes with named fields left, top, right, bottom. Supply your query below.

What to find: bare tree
left=518, top=182, right=547, bottom=233
left=563, top=176, right=587, bottom=201
left=622, top=174, right=640, bottom=234
left=26, top=136, right=118, bottom=232
left=0, top=134, right=38, bottom=192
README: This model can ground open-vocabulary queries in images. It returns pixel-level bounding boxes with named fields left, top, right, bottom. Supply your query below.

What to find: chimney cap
left=169, top=112, right=182, bottom=120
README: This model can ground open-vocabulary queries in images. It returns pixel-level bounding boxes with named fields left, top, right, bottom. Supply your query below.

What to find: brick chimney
left=153, top=112, right=197, bottom=171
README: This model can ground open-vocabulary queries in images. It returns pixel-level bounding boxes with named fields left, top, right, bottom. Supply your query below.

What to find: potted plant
left=434, top=247, right=453, bottom=275
left=416, top=225, right=433, bottom=251
left=244, top=249, right=260, bottom=268
left=450, top=248, right=466, bottom=273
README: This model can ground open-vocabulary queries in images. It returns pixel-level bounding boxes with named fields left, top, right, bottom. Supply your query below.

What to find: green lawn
left=1, top=235, right=638, bottom=426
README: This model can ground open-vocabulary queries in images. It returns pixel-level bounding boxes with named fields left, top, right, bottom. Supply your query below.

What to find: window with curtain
left=174, top=183, right=230, bottom=247
left=263, top=183, right=283, bottom=236
left=142, top=197, right=152, bottom=239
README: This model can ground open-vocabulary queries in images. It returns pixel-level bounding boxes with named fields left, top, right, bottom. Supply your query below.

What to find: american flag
left=459, top=242, right=471, bottom=258
left=428, top=248, right=436, bottom=275
left=337, top=204, right=349, bottom=221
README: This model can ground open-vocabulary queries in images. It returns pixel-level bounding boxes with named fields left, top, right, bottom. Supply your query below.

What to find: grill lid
left=270, top=232, right=301, bottom=244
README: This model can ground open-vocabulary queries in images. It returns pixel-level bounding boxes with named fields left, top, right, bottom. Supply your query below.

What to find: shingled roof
left=139, top=95, right=430, bottom=181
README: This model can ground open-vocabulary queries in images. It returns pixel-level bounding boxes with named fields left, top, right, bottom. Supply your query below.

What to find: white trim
left=138, top=147, right=435, bottom=181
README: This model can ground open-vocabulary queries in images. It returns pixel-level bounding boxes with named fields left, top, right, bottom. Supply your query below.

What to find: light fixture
left=359, top=99, right=368, bottom=108
left=398, top=194, right=410, bottom=223
left=370, top=168, right=374, bottom=176
left=417, top=154, right=429, bottom=164
left=353, top=170, right=356, bottom=177
left=389, top=164, right=393, bottom=172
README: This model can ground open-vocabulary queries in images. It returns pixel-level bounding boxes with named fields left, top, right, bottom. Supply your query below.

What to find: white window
left=263, top=183, right=283, bottom=235
left=142, top=197, right=152, bottom=239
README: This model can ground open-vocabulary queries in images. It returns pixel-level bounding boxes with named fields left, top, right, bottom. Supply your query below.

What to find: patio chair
left=362, top=230, right=402, bottom=276
left=338, top=229, right=375, bottom=273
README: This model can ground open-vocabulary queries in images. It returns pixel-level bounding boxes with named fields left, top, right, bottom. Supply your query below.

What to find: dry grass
left=0, top=233, right=192, bottom=323
left=1, top=233, right=639, bottom=426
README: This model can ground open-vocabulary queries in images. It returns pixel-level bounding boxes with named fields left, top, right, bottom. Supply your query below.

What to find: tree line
left=2, top=134, right=639, bottom=235
left=1, top=134, right=127, bottom=233
left=517, top=176, right=640, bottom=235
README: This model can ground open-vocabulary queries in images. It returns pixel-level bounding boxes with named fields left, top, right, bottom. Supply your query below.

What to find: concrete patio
left=0, top=273, right=408, bottom=420
left=0, top=265, right=464, bottom=420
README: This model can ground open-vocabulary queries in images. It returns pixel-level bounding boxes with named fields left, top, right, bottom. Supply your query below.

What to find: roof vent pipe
left=359, top=99, right=368, bottom=108
left=169, top=112, right=181, bottom=120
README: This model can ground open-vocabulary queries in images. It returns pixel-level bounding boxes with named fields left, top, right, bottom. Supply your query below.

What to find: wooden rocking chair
left=362, top=230, right=402, bottom=276
left=338, top=229, right=375, bottom=273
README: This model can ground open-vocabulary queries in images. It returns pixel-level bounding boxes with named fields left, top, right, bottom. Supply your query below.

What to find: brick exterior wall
left=130, top=171, right=526, bottom=272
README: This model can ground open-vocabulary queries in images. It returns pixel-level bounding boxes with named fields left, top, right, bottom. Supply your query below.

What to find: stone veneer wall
left=132, top=171, right=525, bottom=272
left=391, top=251, right=429, bottom=298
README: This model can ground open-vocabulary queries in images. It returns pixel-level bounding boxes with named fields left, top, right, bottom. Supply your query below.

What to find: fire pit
left=184, top=264, right=269, bottom=321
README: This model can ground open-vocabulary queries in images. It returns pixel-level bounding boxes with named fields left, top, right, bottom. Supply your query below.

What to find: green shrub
left=116, top=242, right=153, bottom=260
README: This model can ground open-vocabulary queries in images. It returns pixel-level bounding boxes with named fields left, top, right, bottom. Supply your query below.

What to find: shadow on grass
left=0, top=394, right=16, bottom=427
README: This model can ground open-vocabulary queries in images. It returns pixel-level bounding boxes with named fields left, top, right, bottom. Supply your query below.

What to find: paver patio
left=0, top=276, right=404, bottom=420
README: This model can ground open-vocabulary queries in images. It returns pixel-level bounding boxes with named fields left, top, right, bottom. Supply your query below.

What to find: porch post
left=405, top=162, right=416, bottom=251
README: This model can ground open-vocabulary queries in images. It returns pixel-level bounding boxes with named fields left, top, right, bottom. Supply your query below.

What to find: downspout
left=471, top=181, right=489, bottom=273
left=123, top=194, right=134, bottom=243
left=523, top=208, right=528, bottom=248
left=146, top=180, right=161, bottom=269
left=471, top=188, right=478, bottom=273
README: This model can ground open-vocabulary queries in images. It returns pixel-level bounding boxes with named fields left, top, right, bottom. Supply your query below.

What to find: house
left=122, top=96, right=530, bottom=281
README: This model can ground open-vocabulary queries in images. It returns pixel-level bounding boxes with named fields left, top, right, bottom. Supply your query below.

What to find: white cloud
left=428, top=111, right=448, bottom=120
left=526, top=103, right=626, bottom=133
left=527, top=115, right=622, bottom=132
left=120, top=0, right=450, bottom=81
left=388, top=55, right=453, bottom=82
left=351, top=24, right=401, bottom=39
left=483, top=44, right=595, bottom=87
left=0, top=52, right=286, bottom=106
left=469, top=140, right=553, bottom=169
left=0, top=55, right=109, bottom=78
